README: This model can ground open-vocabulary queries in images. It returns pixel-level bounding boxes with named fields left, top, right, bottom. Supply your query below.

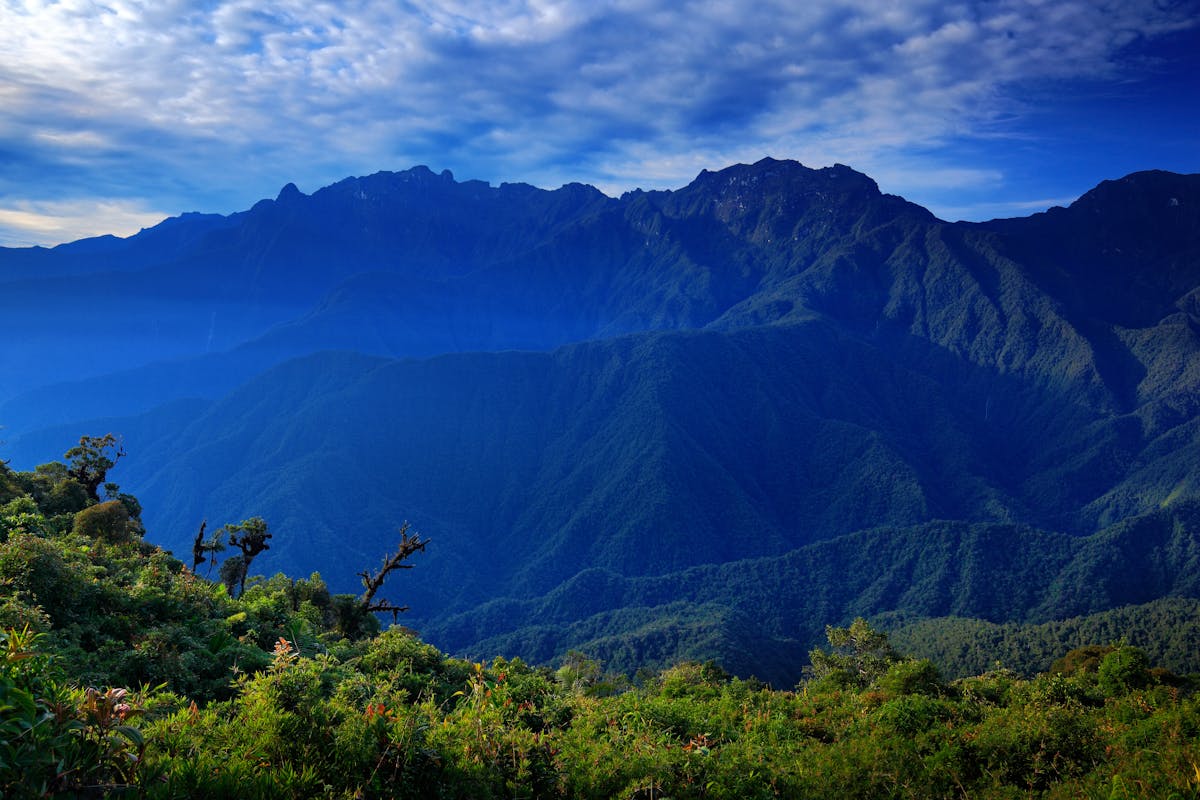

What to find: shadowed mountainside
left=3, top=159, right=1200, bottom=679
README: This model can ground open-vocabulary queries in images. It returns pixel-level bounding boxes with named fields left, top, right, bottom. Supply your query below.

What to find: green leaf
left=115, top=725, right=144, bottom=746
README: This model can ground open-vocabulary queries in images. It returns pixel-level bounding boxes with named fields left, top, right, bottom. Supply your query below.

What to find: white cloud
left=0, top=199, right=168, bottom=247
left=33, top=130, right=113, bottom=150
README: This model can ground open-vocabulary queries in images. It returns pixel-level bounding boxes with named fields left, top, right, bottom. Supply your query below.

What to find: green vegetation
left=889, top=598, right=1200, bottom=679
left=436, top=504, right=1200, bottom=686
left=81, top=310, right=1200, bottom=681
left=5, top=444, right=1200, bottom=797
left=6, top=160, right=1200, bottom=701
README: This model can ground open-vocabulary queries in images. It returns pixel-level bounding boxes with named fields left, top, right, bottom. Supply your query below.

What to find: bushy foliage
left=1097, top=645, right=1152, bottom=696
left=72, top=499, right=139, bottom=544
left=8, top=602, right=1200, bottom=799
left=0, top=627, right=159, bottom=798
left=805, top=617, right=900, bottom=689
left=5, top=446, right=1200, bottom=798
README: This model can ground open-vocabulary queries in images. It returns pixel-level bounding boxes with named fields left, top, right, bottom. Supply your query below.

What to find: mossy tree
left=63, top=433, right=124, bottom=503
left=222, top=517, right=272, bottom=597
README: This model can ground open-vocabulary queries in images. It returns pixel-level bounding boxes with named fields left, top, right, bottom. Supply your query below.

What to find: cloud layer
left=1, top=0, right=1197, bottom=244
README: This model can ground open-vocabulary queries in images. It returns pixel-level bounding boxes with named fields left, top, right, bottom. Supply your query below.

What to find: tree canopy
left=63, top=433, right=124, bottom=502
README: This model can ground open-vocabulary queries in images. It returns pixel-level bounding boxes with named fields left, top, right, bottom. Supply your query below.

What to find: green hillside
left=45, top=307, right=1194, bottom=678
left=429, top=501, right=1200, bottom=685
left=890, top=597, right=1200, bottom=679
left=5, top=160, right=1200, bottom=688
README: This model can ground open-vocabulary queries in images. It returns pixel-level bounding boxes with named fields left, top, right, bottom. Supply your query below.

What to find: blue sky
left=1, top=0, right=1198, bottom=247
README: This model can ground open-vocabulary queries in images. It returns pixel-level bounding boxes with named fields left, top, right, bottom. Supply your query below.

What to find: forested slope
left=3, top=160, right=1200, bottom=679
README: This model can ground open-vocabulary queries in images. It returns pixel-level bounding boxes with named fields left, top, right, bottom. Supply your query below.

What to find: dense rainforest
left=4, top=443, right=1200, bottom=798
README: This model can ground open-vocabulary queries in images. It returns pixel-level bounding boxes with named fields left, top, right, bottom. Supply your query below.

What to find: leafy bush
left=1097, top=645, right=1152, bottom=697
left=72, top=500, right=138, bottom=544
left=0, top=627, right=157, bottom=798
left=6, top=447, right=1200, bottom=798
left=876, top=657, right=943, bottom=698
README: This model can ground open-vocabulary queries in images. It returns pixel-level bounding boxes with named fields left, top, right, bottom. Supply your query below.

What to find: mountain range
left=3, top=158, right=1199, bottom=683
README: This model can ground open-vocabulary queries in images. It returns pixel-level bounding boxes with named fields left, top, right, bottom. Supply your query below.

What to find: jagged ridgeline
left=2, top=159, right=1200, bottom=681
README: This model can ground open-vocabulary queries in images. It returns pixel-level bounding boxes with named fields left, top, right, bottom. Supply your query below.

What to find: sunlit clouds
left=0, top=198, right=169, bottom=247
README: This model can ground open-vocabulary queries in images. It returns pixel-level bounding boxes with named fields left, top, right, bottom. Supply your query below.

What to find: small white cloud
left=867, top=164, right=1008, bottom=194
left=0, top=199, right=168, bottom=248
left=925, top=196, right=1083, bottom=223
left=33, top=130, right=112, bottom=150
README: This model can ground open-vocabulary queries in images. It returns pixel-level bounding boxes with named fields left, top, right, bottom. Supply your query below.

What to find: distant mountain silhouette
left=3, top=158, right=1199, bottom=678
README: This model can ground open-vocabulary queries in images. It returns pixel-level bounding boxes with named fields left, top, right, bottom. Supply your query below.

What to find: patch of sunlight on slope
left=1161, top=478, right=1194, bottom=508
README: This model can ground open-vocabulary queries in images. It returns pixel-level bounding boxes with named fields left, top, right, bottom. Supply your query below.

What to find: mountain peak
left=393, top=165, right=456, bottom=184
left=1070, top=169, right=1199, bottom=213
left=276, top=182, right=304, bottom=203
left=680, top=157, right=884, bottom=203
left=654, top=156, right=927, bottom=234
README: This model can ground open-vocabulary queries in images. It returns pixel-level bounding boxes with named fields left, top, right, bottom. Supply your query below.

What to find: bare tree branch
left=359, top=522, right=428, bottom=621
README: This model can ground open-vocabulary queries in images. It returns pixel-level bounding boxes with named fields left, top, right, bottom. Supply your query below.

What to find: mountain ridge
left=4, top=159, right=1200, bottom=678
